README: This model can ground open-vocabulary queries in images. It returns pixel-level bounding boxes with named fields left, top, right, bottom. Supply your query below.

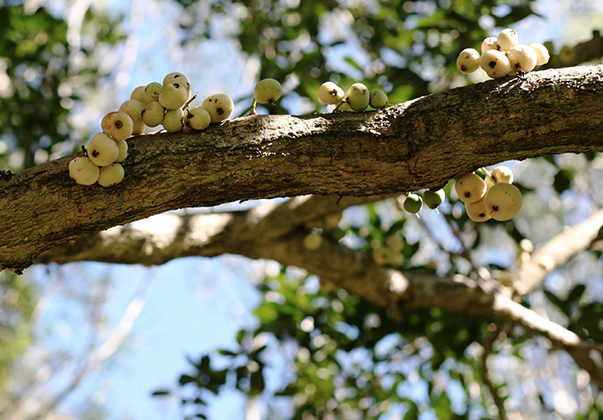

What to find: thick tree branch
left=514, top=209, right=603, bottom=295
left=2, top=64, right=603, bottom=271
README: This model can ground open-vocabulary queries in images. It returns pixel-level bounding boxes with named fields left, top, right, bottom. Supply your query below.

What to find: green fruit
left=423, top=189, right=445, bottom=209
left=344, top=83, right=369, bottom=111
left=254, top=78, right=282, bottom=104
left=403, top=193, right=423, bottom=214
left=369, top=88, right=388, bottom=108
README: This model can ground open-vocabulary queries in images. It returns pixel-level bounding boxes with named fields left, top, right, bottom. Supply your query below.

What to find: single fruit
left=480, top=50, right=511, bottom=79
left=485, top=183, right=522, bottom=221
left=163, top=108, right=183, bottom=133
left=491, top=166, right=514, bottom=184
left=143, top=82, right=163, bottom=103
left=158, top=83, right=188, bottom=110
left=131, top=86, right=147, bottom=104
left=369, top=88, right=388, bottom=108
left=142, top=101, right=166, bottom=127
left=115, top=140, right=128, bottom=163
left=163, top=72, right=190, bottom=90
left=98, top=163, right=125, bottom=187
left=87, top=133, right=119, bottom=167
left=318, top=82, right=345, bottom=105
left=530, top=43, right=550, bottom=66
left=456, top=48, right=480, bottom=74
left=455, top=173, right=487, bottom=204
left=423, top=189, right=445, bottom=209
left=403, top=193, right=423, bottom=214
left=101, top=111, right=133, bottom=141
left=119, top=99, right=146, bottom=135
left=69, top=156, right=99, bottom=185
left=497, top=28, right=519, bottom=51
left=254, top=78, right=282, bottom=104
left=201, top=93, right=234, bottom=123
left=303, top=232, right=323, bottom=250
left=509, top=44, right=538, bottom=73
left=344, top=83, right=369, bottom=111
left=481, top=37, right=500, bottom=54
left=465, top=196, right=491, bottom=222
left=184, top=107, right=211, bottom=130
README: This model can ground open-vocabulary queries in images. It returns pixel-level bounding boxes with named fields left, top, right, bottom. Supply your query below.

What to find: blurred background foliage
left=1, top=0, right=603, bottom=419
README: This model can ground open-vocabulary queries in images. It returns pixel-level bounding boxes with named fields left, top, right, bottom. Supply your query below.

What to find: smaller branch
left=514, top=209, right=603, bottom=295
left=481, top=324, right=507, bottom=420
left=545, top=30, right=603, bottom=69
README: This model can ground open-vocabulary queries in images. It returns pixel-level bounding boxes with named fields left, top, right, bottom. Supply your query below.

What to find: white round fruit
left=254, top=78, right=282, bottom=104
left=163, top=108, right=183, bottom=133
left=142, top=101, right=165, bottom=127
left=485, top=183, right=522, bottom=221
left=491, top=166, right=514, bottom=184
left=345, top=83, right=369, bottom=112
left=115, top=140, right=128, bottom=163
left=87, top=133, right=119, bottom=167
left=465, top=196, right=491, bottom=222
left=119, top=99, right=146, bottom=135
left=509, top=44, right=537, bottom=73
left=480, top=50, right=511, bottom=79
left=143, top=82, right=163, bottom=103
left=455, top=173, right=487, bottom=204
left=481, top=37, right=500, bottom=54
left=130, top=86, right=147, bottom=104
left=101, top=111, right=133, bottom=141
left=98, top=163, right=125, bottom=187
left=201, top=93, right=234, bottom=123
left=318, top=82, right=345, bottom=105
left=184, top=107, right=211, bottom=131
left=369, top=88, right=388, bottom=108
left=456, top=48, right=480, bottom=74
left=530, top=43, right=550, bottom=66
left=303, top=232, right=323, bottom=251
left=497, top=28, right=519, bottom=51
left=158, top=83, right=188, bottom=110
left=69, top=156, right=99, bottom=185
left=163, top=72, right=189, bottom=89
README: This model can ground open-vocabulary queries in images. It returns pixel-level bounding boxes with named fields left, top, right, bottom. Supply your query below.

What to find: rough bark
left=2, top=64, right=603, bottom=271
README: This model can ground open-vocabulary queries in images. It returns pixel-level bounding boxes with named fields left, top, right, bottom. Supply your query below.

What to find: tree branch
left=514, top=209, right=603, bottom=295
left=2, top=64, right=603, bottom=271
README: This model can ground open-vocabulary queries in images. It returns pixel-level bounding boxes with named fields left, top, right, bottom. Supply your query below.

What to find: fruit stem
left=248, top=98, right=258, bottom=116
left=182, top=93, right=199, bottom=111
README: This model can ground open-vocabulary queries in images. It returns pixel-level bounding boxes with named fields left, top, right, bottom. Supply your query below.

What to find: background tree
left=1, top=0, right=603, bottom=419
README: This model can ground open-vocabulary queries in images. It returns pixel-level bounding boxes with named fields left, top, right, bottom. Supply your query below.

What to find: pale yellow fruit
left=98, top=163, right=125, bottom=187
left=455, top=173, right=487, bottom=204
left=158, top=83, right=188, bottom=110
left=369, top=88, right=388, bottom=108
left=530, top=43, right=550, bottom=66
left=101, top=111, right=133, bottom=141
left=344, top=83, right=369, bottom=111
left=184, top=107, right=211, bottom=131
left=303, top=233, right=323, bottom=250
left=465, top=196, right=491, bottom=222
left=491, top=166, right=514, bottom=184
left=130, top=86, right=147, bottom=104
left=119, top=99, right=146, bottom=135
left=69, top=156, right=99, bottom=185
left=481, top=37, right=500, bottom=54
left=87, top=133, right=119, bottom=167
left=456, top=48, right=480, bottom=74
left=318, top=82, right=344, bottom=105
left=142, top=101, right=166, bottom=127
left=201, top=93, right=234, bottom=123
left=254, top=78, right=282, bottom=104
left=509, top=44, right=537, bottom=73
left=163, top=72, right=189, bottom=89
left=143, top=82, right=163, bottom=103
left=497, top=28, right=519, bottom=51
left=485, top=183, right=522, bottom=221
left=163, top=108, right=183, bottom=133
left=480, top=50, right=511, bottom=79
left=115, top=140, right=128, bottom=163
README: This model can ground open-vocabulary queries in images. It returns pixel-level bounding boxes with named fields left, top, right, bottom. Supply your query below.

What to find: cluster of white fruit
left=456, top=28, right=550, bottom=79
left=454, top=166, right=522, bottom=222
left=318, top=82, right=388, bottom=111
left=69, top=72, right=235, bottom=186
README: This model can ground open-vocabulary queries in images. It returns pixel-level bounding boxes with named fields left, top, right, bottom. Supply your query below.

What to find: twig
left=481, top=324, right=507, bottom=420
